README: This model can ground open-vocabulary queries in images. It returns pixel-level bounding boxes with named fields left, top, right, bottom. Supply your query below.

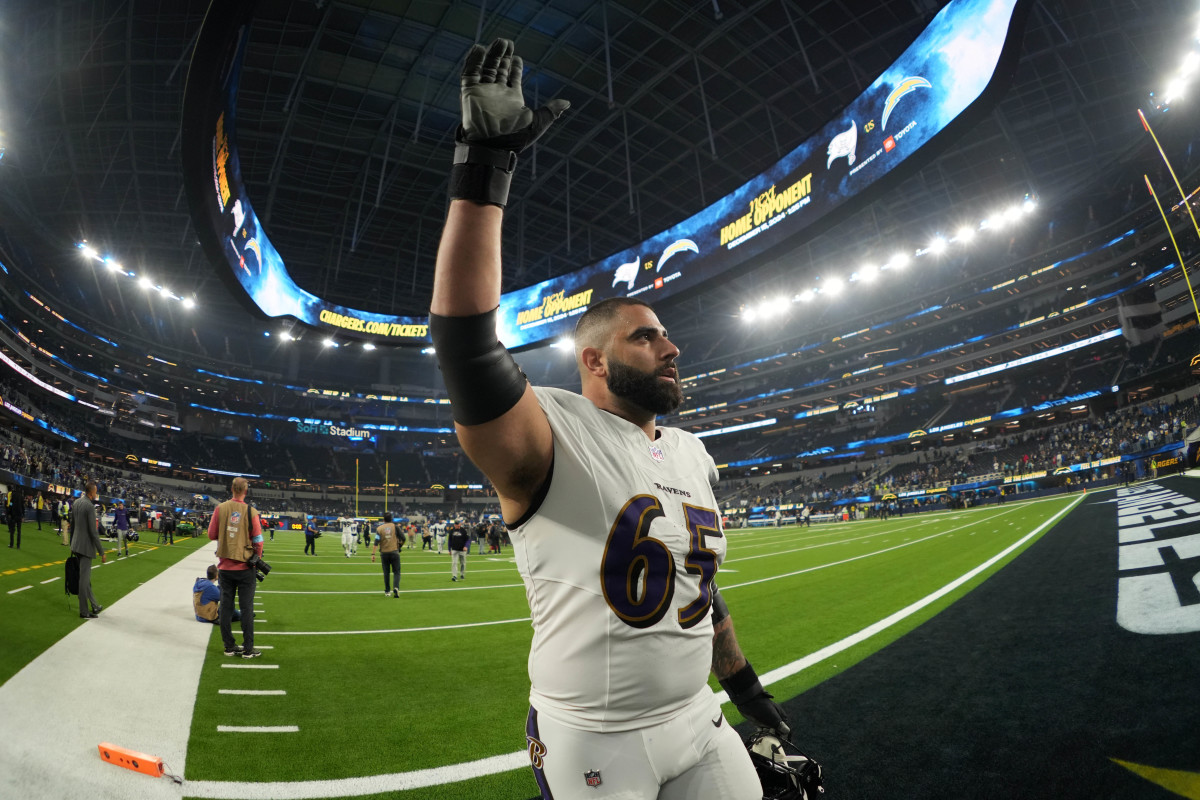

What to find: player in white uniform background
left=428, top=38, right=790, bottom=799
left=433, top=519, right=448, bottom=554
left=339, top=516, right=358, bottom=557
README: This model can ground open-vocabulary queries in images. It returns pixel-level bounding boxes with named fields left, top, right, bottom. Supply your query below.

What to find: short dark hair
left=206, top=564, right=218, bottom=580
left=574, top=297, right=653, bottom=350
left=383, top=511, right=393, bottom=522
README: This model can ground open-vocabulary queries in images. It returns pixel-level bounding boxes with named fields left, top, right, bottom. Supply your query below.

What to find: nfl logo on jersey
left=584, top=769, right=602, bottom=788
left=648, top=444, right=665, bottom=462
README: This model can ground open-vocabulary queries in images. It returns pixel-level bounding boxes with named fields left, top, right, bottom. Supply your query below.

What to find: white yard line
left=183, top=495, right=1083, bottom=799
left=221, top=664, right=279, bottom=670
left=258, top=583, right=524, bottom=595
left=218, top=726, right=298, bottom=733
left=219, top=690, right=286, bottom=696
left=256, top=617, right=531, bottom=637
left=6, top=585, right=31, bottom=594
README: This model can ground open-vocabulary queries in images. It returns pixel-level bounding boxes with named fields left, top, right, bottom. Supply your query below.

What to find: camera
left=246, top=552, right=272, bottom=582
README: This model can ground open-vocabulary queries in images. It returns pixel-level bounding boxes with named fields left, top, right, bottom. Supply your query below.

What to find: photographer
left=207, top=478, right=264, bottom=659
left=370, top=511, right=401, bottom=598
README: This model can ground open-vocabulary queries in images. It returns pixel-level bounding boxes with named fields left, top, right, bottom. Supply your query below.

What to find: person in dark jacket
left=70, top=483, right=106, bottom=618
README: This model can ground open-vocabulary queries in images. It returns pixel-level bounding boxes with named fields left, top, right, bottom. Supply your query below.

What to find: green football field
left=176, top=493, right=1081, bottom=800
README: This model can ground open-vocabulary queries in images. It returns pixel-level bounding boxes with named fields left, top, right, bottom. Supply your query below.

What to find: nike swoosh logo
left=711, top=715, right=723, bottom=728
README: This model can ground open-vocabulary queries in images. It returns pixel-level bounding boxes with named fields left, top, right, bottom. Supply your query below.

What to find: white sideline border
left=185, top=494, right=1084, bottom=799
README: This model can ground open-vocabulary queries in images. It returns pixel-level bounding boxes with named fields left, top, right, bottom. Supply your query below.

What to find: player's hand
left=459, top=38, right=568, bottom=152
left=736, top=689, right=790, bottom=738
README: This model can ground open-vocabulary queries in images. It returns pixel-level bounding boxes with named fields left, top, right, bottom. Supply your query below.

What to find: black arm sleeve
left=429, top=308, right=528, bottom=426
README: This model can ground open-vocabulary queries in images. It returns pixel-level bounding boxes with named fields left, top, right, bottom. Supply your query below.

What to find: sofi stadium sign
left=183, top=0, right=1027, bottom=347
left=295, top=421, right=370, bottom=439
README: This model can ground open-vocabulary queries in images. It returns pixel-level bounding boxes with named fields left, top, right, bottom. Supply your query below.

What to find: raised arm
left=430, top=39, right=568, bottom=524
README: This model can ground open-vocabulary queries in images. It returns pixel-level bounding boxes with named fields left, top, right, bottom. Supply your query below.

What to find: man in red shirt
left=207, top=477, right=264, bottom=658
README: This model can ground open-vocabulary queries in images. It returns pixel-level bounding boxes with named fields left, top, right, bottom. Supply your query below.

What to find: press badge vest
left=214, top=500, right=254, bottom=562
left=377, top=522, right=399, bottom=553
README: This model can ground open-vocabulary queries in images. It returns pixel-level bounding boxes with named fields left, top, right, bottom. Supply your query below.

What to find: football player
left=429, top=38, right=790, bottom=799
left=339, top=516, right=357, bottom=557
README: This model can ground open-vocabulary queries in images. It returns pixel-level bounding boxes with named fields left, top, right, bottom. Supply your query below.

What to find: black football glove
left=450, top=38, right=569, bottom=207
left=720, top=662, right=791, bottom=738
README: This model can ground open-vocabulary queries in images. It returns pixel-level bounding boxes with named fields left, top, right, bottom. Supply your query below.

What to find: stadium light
left=279, top=331, right=292, bottom=341
left=955, top=226, right=975, bottom=242
left=1022, top=197, right=1037, bottom=213
left=823, top=277, right=843, bottom=295
left=928, top=237, right=948, bottom=254
left=859, top=264, right=878, bottom=282
left=182, top=298, right=196, bottom=310
left=138, top=277, right=153, bottom=290
left=1164, top=78, right=1187, bottom=104
left=104, top=257, right=122, bottom=271
left=421, top=347, right=436, bottom=355
left=262, top=331, right=271, bottom=337
left=1003, top=205, right=1023, bottom=223
left=79, top=244, right=99, bottom=260
left=362, top=342, right=376, bottom=351
left=890, top=253, right=909, bottom=269
left=322, top=338, right=336, bottom=348
left=1184, top=51, right=1200, bottom=78
left=797, top=289, right=814, bottom=302
left=551, top=337, right=573, bottom=351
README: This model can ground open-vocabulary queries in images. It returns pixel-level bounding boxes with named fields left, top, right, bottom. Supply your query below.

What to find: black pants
left=8, top=515, right=20, bottom=548
left=304, top=536, right=316, bottom=555
left=381, top=550, right=401, bottom=592
left=218, top=567, right=256, bottom=650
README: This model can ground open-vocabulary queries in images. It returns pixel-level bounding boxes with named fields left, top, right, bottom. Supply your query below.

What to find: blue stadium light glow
left=196, top=368, right=263, bottom=385
left=944, top=328, right=1123, bottom=384
left=0, top=349, right=76, bottom=401
left=694, top=418, right=778, bottom=439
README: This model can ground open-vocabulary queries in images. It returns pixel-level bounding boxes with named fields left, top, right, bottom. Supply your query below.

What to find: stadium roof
left=0, top=0, right=1189, bottom=359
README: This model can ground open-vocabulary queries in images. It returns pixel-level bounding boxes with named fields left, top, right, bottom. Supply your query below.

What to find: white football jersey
left=340, top=518, right=357, bottom=535
left=511, top=387, right=727, bottom=733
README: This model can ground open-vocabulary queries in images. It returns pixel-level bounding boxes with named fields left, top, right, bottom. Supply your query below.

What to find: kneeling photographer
left=207, top=477, right=267, bottom=659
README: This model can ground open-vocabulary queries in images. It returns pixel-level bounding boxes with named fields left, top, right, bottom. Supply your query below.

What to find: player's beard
left=606, top=357, right=683, bottom=416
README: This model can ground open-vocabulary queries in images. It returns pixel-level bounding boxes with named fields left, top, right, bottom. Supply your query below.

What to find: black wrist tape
left=429, top=308, right=527, bottom=426
left=719, top=662, right=764, bottom=706
left=710, top=587, right=730, bottom=625
left=449, top=143, right=518, bottom=208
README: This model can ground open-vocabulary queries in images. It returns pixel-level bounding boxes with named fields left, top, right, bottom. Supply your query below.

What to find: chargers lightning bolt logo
left=882, top=76, right=931, bottom=131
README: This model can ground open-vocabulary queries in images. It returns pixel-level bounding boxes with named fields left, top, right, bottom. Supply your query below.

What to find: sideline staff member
left=370, top=512, right=402, bottom=597
left=207, top=477, right=263, bottom=658
left=70, top=482, right=105, bottom=618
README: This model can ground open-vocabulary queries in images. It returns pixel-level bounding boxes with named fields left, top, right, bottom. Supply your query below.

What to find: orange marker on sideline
left=97, top=742, right=165, bottom=778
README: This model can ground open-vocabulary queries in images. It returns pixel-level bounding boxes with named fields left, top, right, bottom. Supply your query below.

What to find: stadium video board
left=183, top=0, right=1025, bottom=347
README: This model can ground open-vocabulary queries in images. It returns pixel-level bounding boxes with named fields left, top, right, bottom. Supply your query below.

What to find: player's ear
left=579, top=345, right=606, bottom=379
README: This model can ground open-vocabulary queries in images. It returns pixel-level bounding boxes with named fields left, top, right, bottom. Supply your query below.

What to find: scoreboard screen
left=183, top=0, right=1025, bottom=347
